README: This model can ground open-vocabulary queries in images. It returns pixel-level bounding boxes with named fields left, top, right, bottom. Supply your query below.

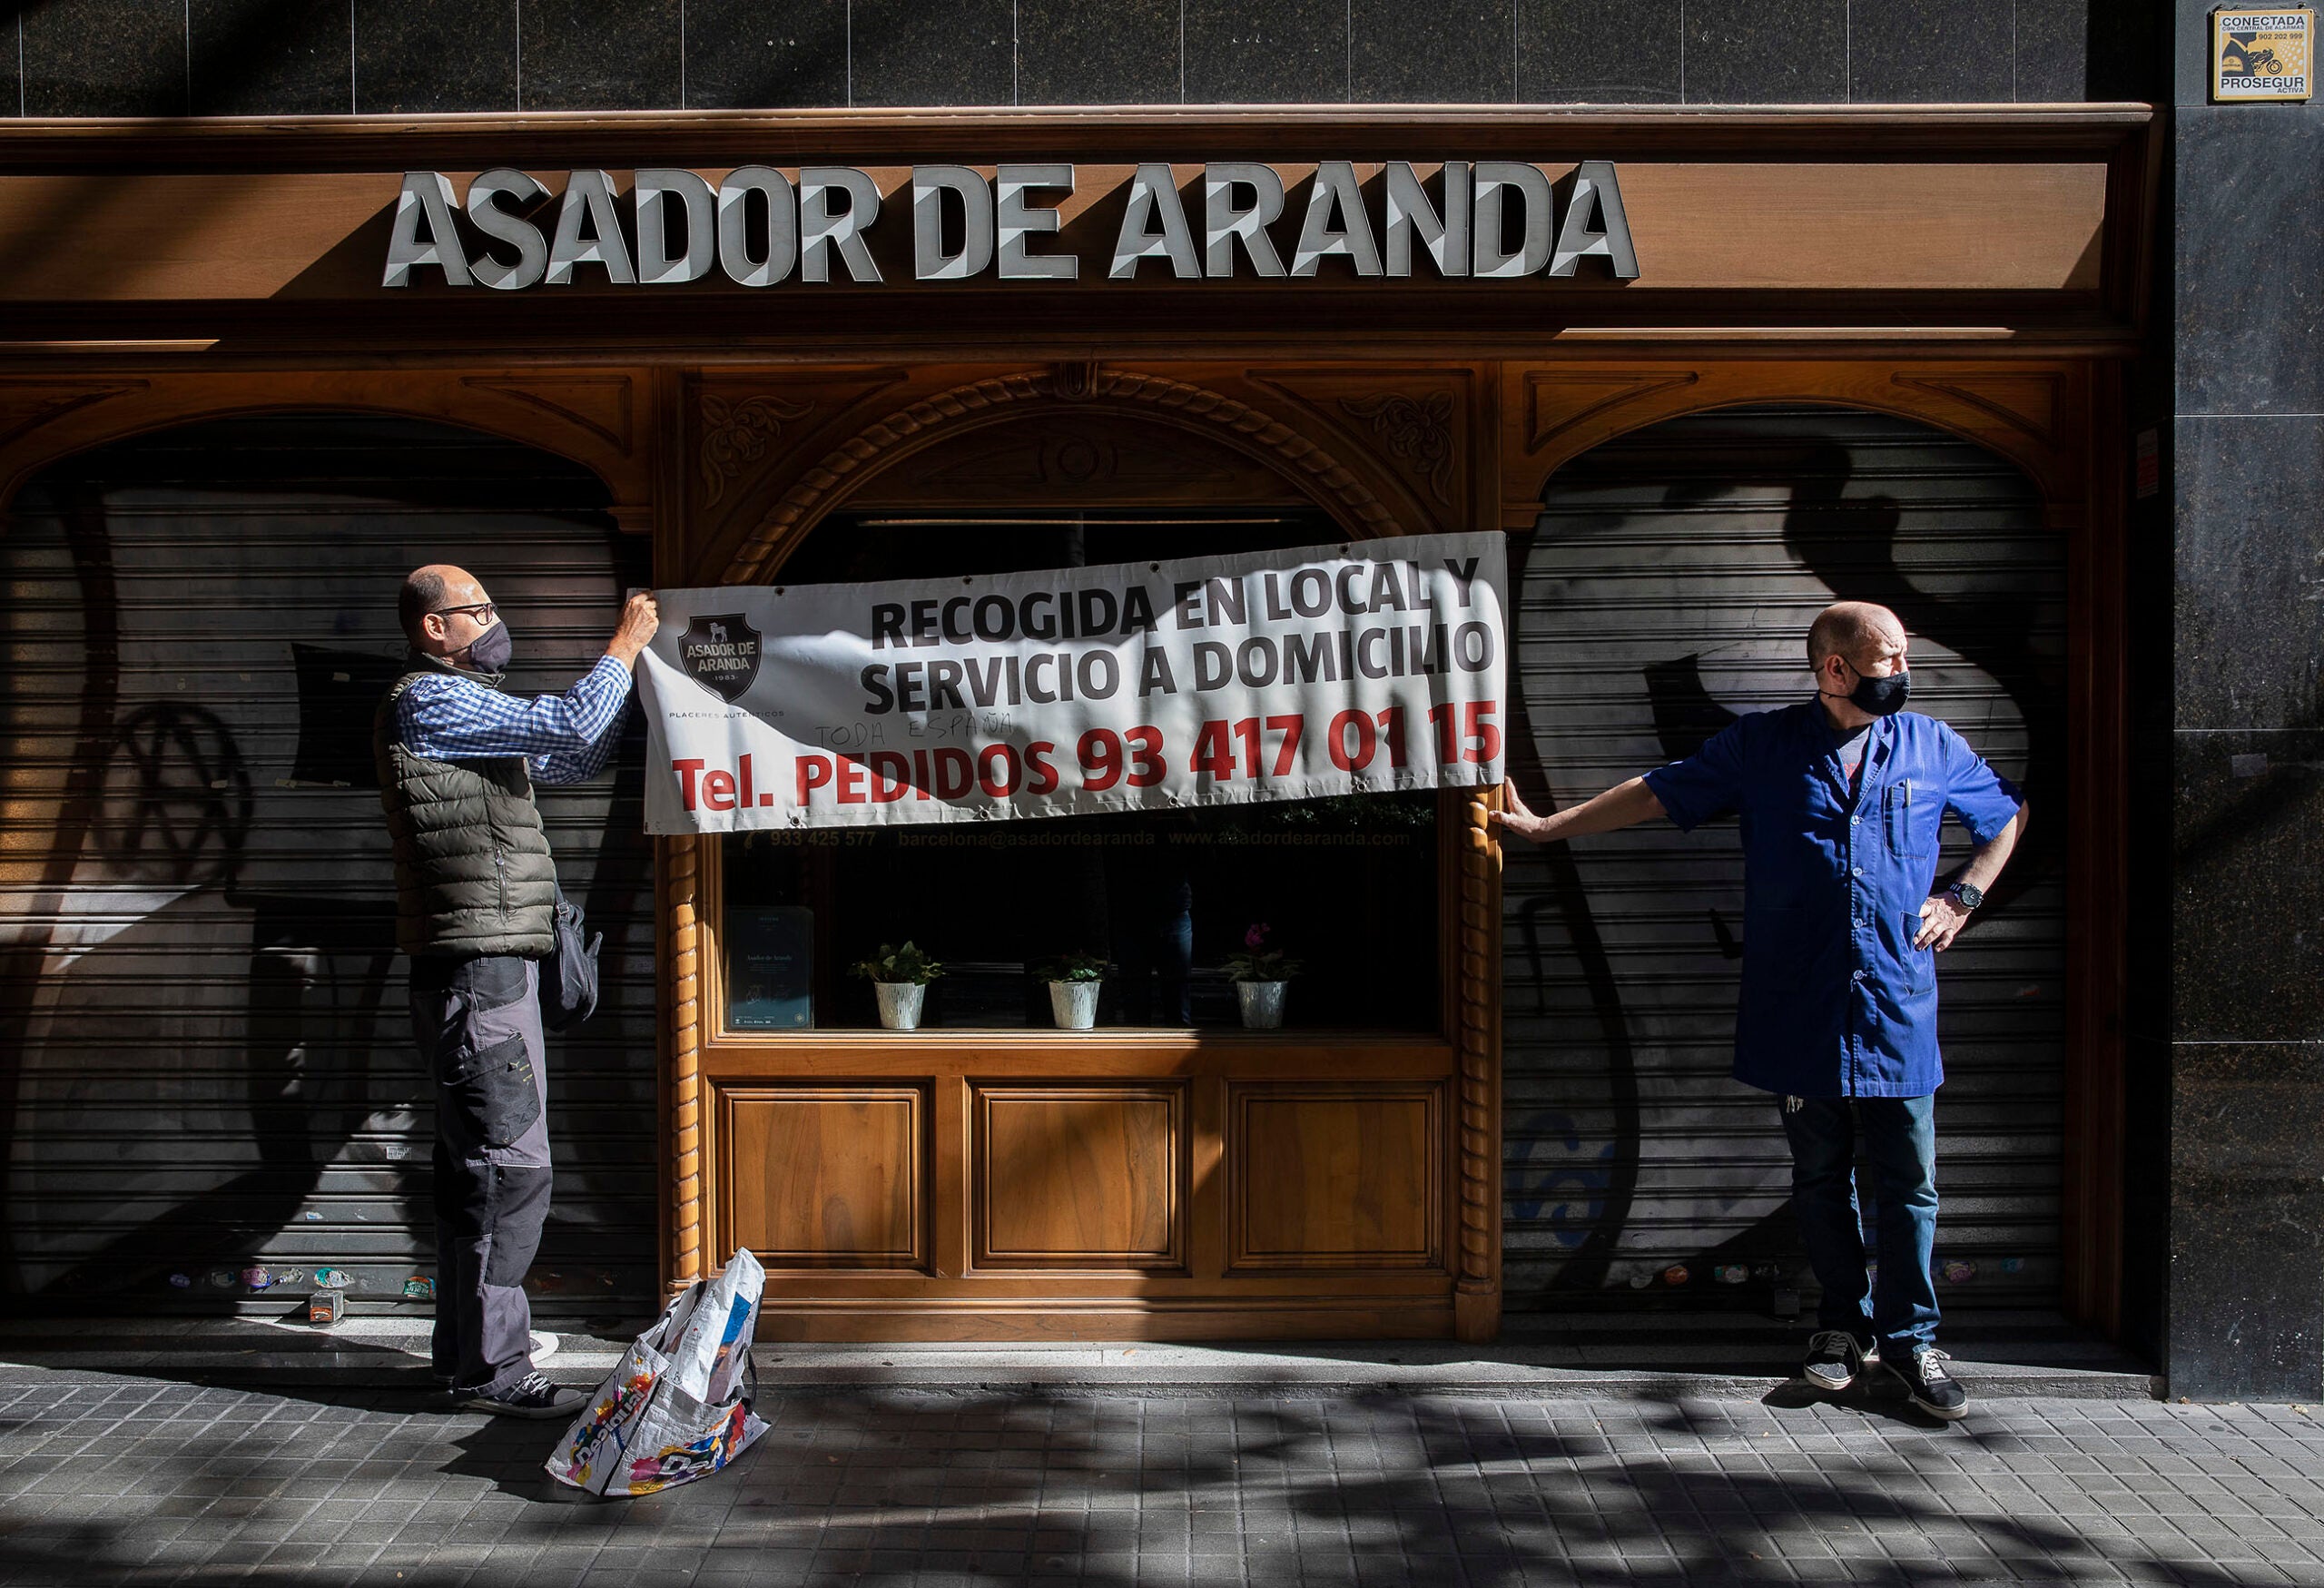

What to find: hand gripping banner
left=638, top=531, right=1506, bottom=834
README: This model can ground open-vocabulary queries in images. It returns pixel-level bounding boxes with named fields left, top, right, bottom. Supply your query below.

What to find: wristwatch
left=1946, top=881, right=1985, bottom=911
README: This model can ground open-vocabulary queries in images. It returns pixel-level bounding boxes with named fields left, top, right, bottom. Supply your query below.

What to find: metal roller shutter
left=1502, top=404, right=2067, bottom=1315
left=0, top=415, right=656, bottom=1316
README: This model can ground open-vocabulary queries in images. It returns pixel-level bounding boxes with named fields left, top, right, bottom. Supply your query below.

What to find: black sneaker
left=1802, top=1329, right=1879, bottom=1391
left=462, top=1371, right=586, bottom=1420
left=1894, top=1345, right=1969, bottom=1420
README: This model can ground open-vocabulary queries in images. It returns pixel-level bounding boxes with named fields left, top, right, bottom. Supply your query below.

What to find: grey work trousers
left=408, top=953, right=552, bottom=1397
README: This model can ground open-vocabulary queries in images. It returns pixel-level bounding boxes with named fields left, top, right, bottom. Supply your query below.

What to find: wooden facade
left=0, top=105, right=2157, bottom=1341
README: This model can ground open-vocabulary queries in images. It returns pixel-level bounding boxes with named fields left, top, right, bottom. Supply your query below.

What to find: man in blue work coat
left=1497, top=601, right=2027, bottom=1420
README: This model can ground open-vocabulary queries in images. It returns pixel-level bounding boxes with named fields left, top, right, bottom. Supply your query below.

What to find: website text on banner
left=638, top=532, right=1506, bottom=833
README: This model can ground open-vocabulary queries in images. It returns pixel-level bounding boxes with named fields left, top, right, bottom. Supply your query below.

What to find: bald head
left=399, top=564, right=490, bottom=649
left=1807, top=602, right=1905, bottom=670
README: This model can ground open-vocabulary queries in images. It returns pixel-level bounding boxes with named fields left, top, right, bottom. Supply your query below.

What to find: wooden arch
left=0, top=370, right=658, bottom=530
left=1498, top=350, right=2125, bottom=1334
left=666, top=363, right=1506, bottom=1331
left=716, top=366, right=1405, bottom=587
left=1500, top=360, right=2093, bottom=531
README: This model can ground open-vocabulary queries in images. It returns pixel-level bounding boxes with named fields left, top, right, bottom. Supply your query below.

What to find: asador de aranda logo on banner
left=677, top=613, right=762, bottom=703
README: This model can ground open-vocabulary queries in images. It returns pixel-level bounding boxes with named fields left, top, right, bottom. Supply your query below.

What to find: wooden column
left=1456, top=784, right=1505, bottom=1342
left=664, top=834, right=705, bottom=1295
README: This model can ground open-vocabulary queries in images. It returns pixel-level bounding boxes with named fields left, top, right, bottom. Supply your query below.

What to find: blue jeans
left=1778, top=1094, right=1939, bottom=1355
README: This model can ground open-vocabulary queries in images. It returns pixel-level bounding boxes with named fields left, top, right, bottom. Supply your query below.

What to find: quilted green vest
left=372, top=654, right=557, bottom=959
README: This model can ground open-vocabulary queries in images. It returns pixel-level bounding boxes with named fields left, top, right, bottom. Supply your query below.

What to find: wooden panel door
left=720, top=1085, right=926, bottom=1268
left=1227, top=1082, right=1443, bottom=1271
left=972, top=1083, right=1185, bottom=1269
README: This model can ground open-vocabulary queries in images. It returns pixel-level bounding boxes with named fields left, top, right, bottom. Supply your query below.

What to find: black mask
left=461, top=619, right=513, bottom=676
left=1839, top=658, right=1910, bottom=716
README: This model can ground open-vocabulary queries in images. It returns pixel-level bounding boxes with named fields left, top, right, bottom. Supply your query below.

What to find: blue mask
left=461, top=619, right=512, bottom=676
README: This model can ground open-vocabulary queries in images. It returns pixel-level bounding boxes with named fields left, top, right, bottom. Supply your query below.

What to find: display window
left=712, top=508, right=1446, bottom=1036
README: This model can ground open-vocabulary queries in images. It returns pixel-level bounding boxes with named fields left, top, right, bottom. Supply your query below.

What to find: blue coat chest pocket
left=1886, top=779, right=1936, bottom=861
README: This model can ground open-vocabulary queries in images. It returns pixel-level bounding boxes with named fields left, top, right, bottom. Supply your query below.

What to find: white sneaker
left=530, top=1330, right=559, bottom=1365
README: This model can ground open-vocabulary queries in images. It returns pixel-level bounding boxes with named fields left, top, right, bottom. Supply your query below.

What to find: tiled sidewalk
left=1, top=1374, right=2320, bottom=1586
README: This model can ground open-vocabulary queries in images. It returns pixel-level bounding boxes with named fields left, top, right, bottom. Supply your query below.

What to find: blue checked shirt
left=397, top=655, right=632, bottom=785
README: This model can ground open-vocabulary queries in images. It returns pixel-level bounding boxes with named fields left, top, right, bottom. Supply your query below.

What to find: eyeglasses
left=430, top=601, right=497, bottom=624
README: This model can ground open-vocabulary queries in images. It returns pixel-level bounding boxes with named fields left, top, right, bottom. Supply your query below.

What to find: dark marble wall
left=2166, top=0, right=2324, bottom=1401
left=353, top=3, right=519, bottom=114
left=3, top=0, right=2122, bottom=114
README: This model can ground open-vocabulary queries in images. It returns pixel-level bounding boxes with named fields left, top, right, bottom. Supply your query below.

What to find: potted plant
left=849, top=942, right=942, bottom=1031
left=1036, top=952, right=1108, bottom=1030
left=1222, top=922, right=1301, bottom=1031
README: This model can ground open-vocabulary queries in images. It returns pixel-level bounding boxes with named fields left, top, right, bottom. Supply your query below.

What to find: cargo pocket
left=442, top=1034, right=541, bottom=1148
left=482, top=1164, right=553, bottom=1286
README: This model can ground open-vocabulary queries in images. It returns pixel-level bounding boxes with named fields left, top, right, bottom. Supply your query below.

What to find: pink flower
left=1244, top=923, right=1269, bottom=949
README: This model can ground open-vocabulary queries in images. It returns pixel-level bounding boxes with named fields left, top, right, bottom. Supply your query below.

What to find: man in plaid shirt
left=379, top=565, right=657, bottom=1418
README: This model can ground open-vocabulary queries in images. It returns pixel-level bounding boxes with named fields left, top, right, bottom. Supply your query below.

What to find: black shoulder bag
left=542, top=883, right=603, bottom=1031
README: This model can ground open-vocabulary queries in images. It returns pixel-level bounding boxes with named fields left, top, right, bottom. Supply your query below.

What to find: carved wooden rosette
left=1340, top=390, right=1457, bottom=507
left=698, top=392, right=815, bottom=508
left=1456, top=784, right=1504, bottom=1340
left=666, top=833, right=704, bottom=1291
left=1233, top=369, right=1478, bottom=545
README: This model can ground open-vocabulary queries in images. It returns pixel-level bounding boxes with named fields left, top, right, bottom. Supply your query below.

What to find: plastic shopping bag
left=547, top=1247, right=768, bottom=1496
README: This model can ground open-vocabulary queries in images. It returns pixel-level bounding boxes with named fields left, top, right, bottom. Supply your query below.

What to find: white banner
left=638, top=531, right=1506, bottom=834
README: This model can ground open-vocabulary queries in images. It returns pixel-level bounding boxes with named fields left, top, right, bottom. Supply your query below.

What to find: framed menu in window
left=724, top=904, right=814, bottom=1031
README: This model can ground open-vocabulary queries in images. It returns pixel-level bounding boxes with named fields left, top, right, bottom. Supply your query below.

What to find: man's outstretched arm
left=399, top=590, right=659, bottom=771
left=401, top=656, right=632, bottom=764
left=1492, top=776, right=1666, bottom=844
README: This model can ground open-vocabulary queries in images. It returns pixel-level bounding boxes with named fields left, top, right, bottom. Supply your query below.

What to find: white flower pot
left=1048, top=980, right=1100, bottom=1030
left=874, top=981, right=925, bottom=1031
left=1236, top=980, right=1287, bottom=1030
